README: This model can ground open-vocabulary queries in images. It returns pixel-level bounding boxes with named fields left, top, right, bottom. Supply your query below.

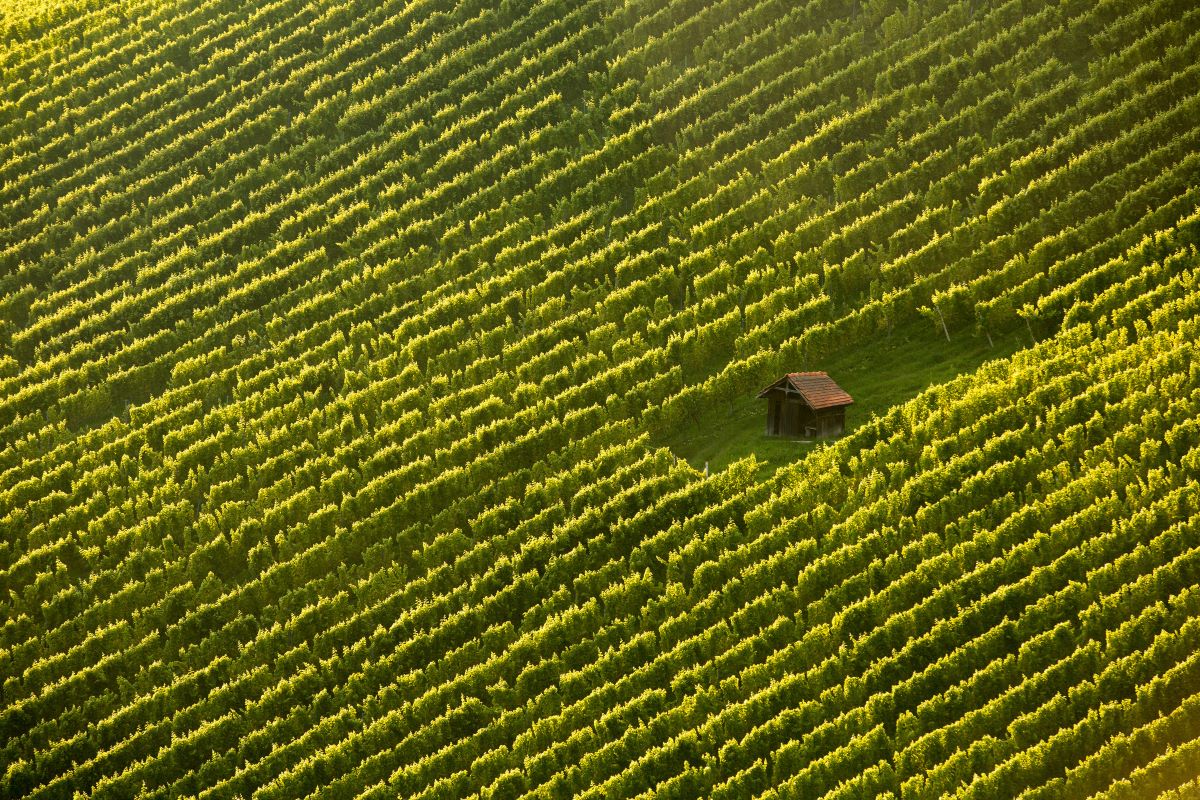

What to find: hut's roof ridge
left=757, top=371, right=853, bottom=409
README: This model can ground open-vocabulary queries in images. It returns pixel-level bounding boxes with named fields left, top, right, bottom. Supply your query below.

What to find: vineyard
left=2, top=0, right=1199, bottom=796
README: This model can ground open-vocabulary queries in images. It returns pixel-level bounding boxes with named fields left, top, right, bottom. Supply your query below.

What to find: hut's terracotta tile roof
left=757, top=371, right=853, bottom=409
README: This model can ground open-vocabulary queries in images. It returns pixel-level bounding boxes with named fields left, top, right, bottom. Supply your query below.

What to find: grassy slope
left=662, top=318, right=1027, bottom=474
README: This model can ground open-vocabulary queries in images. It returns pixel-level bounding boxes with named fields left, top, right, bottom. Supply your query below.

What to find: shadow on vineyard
left=658, top=317, right=1026, bottom=475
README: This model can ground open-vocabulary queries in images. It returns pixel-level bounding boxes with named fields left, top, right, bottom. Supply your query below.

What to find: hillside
left=2, top=0, right=1199, bottom=797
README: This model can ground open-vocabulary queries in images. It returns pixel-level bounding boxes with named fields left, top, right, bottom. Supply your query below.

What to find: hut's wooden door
left=784, top=400, right=801, bottom=437
left=771, top=400, right=781, bottom=435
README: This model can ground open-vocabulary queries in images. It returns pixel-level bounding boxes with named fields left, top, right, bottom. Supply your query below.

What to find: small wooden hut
left=757, top=372, right=853, bottom=438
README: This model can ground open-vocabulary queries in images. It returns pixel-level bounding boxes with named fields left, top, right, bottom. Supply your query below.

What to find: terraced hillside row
left=1, top=0, right=1199, bottom=796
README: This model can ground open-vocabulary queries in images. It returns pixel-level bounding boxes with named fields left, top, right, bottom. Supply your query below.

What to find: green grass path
left=658, top=320, right=1027, bottom=476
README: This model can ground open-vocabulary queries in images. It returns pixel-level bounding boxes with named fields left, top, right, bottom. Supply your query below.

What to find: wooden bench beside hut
left=757, top=372, right=853, bottom=438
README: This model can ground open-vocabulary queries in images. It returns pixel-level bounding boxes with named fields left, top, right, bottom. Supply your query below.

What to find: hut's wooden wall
left=764, top=390, right=847, bottom=438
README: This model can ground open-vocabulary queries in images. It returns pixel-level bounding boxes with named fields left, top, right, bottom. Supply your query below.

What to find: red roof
left=756, top=371, right=853, bottom=410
